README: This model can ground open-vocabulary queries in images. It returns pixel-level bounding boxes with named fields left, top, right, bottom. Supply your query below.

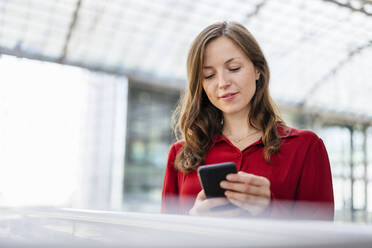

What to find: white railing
left=0, top=207, right=372, bottom=247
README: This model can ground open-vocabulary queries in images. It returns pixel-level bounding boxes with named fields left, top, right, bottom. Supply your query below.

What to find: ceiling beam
left=299, top=40, right=372, bottom=107
left=322, top=0, right=372, bottom=16
left=59, top=0, right=82, bottom=63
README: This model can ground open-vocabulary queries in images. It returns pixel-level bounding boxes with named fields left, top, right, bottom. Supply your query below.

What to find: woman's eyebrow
left=224, top=57, right=239, bottom=64
left=203, top=57, right=240, bottom=69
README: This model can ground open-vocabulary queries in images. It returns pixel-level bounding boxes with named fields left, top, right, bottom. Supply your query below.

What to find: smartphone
left=197, top=162, right=237, bottom=198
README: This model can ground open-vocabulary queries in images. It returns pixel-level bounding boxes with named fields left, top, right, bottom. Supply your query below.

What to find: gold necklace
left=224, top=130, right=260, bottom=143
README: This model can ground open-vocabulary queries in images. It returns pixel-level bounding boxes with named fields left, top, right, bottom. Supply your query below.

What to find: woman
left=162, top=21, right=334, bottom=220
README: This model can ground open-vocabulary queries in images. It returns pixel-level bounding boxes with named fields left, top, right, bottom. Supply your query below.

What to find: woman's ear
left=255, top=70, right=260, bottom=80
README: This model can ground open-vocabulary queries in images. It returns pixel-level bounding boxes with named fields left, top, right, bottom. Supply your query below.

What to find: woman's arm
left=291, top=137, right=334, bottom=220
left=269, top=137, right=334, bottom=220
left=161, top=144, right=180, bottom=214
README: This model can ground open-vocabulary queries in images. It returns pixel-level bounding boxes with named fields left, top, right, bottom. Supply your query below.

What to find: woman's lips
left=220, top=92, right=238, bottom=101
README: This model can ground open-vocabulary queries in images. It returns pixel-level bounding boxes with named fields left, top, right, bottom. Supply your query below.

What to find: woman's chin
left=220, top=106, right=250, bottom=116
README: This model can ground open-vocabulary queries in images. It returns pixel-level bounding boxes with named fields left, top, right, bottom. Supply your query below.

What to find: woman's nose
left=218, top=73, right=231, bottom=89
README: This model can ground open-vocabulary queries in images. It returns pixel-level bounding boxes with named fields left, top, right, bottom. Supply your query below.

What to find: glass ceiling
left=0, top=0, right=371, bottom=120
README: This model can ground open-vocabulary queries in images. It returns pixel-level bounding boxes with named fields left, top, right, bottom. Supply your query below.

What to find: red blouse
left=161, top=125, right=334, bottom=220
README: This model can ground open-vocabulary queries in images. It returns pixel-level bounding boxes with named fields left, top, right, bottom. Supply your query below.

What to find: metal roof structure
left=0, top=0, right=371, bottom=122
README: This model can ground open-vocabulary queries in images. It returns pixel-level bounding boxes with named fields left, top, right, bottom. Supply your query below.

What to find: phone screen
left=197, top=162, right=237, bottom=198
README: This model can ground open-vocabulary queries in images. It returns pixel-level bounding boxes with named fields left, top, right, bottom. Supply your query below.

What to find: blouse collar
left=212, top=124, right=299, bottom=145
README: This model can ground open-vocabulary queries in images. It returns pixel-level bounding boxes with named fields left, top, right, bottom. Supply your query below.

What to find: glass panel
left=318, top=126, right=350, bottom=178
left=353, top=164, right=365, bottom=179
left=343, top=178, right=352, bottom=210
left=123, top=83, right=179, bottom=212
left=0, top=55, right=127, bottom=209
left=333, top=177, right=344, bottom=211
left=367, top=181, right=372, bottom=222
left=353, top=180, right=365, bottom=210
left=368, top=127, right=372, bottom=181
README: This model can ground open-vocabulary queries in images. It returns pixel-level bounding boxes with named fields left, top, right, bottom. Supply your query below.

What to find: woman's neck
left=222, top=112, right=257, bottom=138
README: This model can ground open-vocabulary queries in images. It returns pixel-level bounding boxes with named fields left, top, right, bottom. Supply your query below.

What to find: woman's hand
left=189, top=190, right=242, bottom=217
left=220, top=171, right=271, bottom=216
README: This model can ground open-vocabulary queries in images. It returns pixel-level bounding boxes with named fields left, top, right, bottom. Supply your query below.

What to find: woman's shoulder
left=169, top=140, right=185, bottom=154
left=166, top=140, right=185, bottom=168
left=277, top=124, right=320, bottom=142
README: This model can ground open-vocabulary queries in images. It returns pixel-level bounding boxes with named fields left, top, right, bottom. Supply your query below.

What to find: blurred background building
left=0, top=0, right=371, bottom=222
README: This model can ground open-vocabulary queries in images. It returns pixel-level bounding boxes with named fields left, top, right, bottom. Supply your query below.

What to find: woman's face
left=202, top=36, right=259, bottom=118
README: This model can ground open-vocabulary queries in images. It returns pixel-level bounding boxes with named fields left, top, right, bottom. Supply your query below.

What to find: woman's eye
left=229, top=67, right=240, bottom=72
left=204, top=74, right=214, bottom=79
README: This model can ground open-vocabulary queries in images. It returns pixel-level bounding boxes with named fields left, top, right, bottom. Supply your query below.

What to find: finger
left=220, top=181, right=268, bottom=196
left=190, top=198, right=230, bottom=215
left=225, top=190, right=270, bottom=206
left=226, top=172, right=270, bottom=187
left=228, top=198, right=267, bottom=216
left=227, top=198, right=245, bottom=208
left=196, top=190, right=206, bottom=200
left=207, top=207, right=242, bottom=217
left=197, top=197, right=230, bottom=212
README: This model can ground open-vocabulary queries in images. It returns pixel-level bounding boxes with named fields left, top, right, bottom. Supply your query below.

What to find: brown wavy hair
left=173, top=21, right=282, bottom=173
